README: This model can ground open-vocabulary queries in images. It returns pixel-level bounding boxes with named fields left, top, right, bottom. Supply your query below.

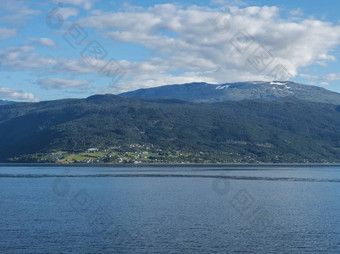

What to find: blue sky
left=1, top=0, right=340, bottom=101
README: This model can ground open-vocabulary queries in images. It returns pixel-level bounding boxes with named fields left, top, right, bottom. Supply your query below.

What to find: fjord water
left=0, top=165, right=339, bottom=253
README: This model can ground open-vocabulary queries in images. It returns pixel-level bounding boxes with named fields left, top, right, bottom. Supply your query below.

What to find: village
left=25, top=144, right=224, bottom=164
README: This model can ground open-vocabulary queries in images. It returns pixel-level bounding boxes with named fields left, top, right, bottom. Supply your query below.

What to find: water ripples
left=0, top=173, right=339, bottom=182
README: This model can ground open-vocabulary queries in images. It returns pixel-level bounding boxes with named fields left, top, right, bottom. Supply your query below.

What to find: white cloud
left=58, top=7, right=79, bottom=19
left=0, top=27, right=17, bottom=40
left=0, top=87, right=39, bottom=102
left=75, top=4, right=340, bottom=92
left=210, top=0, right=247, bottom=7
left=39, top=78, right=91, bottom=90
left=299, top=73, right=318, bottom=80
left=324, top=73, right=340, bottom=81
left=30, top=38, right=57, bottom=47
left=0, top=0, right=40, bottom=25
left=51, top=59, right=94, bottom=74
left=318, top=82, right=329, bottom=86
left=2, top=3, right=340, bottom=95
left=290, top=8, right=303, bottom=17
left=309, top=81, right=329, bottom=86
left=53, top=0, right=96, bottom=10
left=0, top=45, right=116, bottom=77
left=0, top=46, right=57, bottom=71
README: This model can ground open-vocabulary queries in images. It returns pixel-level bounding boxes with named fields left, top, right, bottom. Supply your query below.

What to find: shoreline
left=1, top=162, right=340, bottom=167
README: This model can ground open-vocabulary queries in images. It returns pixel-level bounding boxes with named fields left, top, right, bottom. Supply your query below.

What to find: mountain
left=0, top=100, right=15, bottom=106
left=119, top=81, right=340, bottom=104
left=1, top=94, right=340, bottom=163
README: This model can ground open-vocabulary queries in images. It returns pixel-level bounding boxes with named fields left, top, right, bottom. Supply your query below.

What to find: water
left=0, top=164, right=339, bottom=253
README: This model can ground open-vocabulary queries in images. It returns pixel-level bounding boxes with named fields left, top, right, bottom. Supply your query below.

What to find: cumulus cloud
left=53, top=0, right=96, bottom=10
left=324, top=73, right=340, bottom=81
left=290, top=8, right=304, bottom=17
left=299, top=73, right=319, bottom=80
left=0, top=44, right=118, bottom=78
left=0, top=46, right=57, bottom=71
left=2, top=3, right=340, bottom=95
left=39, top=78, right=91, bottom=90
left=29, top=38, right=57, bottom=47
left=318, top=82, right=329, bottom=86
left=58, top=7, right=79, bottom=19
left=0, top=87, right=39, bottom=102
left=210, top=0, right=248, bottom=7
left=52, top=59, right=94, bottom=74
left=0, top=0, right=40, bottom=25
left=76, top=4, right=340, bottom=92
left=0, top=27, right=17, bottom=40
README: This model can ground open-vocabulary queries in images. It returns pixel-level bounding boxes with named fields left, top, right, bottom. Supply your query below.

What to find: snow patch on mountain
left=270, top=81, right=288, bottom=86
left=216, top=85, right=230, bottom=90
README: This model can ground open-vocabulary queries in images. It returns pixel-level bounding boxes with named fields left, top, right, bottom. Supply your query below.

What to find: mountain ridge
left=119, top=81, right=340, bottom=104
left=1, top=95, right=340, bottom=163
left=0, top=100, right=15, bottom=106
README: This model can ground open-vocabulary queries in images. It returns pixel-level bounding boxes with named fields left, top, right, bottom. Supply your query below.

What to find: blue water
left=0, top=164, right=339, bottom=253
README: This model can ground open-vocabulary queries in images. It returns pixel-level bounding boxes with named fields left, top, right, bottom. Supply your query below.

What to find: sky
left=1, top=0, right=340, bottom=102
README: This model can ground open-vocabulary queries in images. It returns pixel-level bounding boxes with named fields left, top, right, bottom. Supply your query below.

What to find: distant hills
left=0, top=100, right=15, bottom=106
left=1, top=93, right=340, bottom=163
left=120, top=81, right=340, bottom=104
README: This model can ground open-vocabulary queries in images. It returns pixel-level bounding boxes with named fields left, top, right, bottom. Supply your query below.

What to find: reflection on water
left=0, top=164, right=339, bottom=253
